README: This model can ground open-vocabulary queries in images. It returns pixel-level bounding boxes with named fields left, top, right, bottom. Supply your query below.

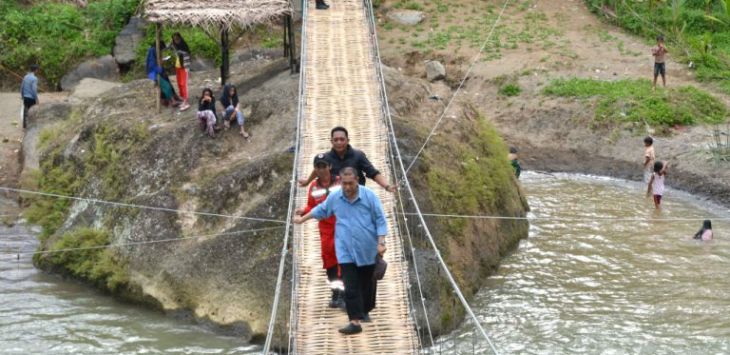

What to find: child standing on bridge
left=647, top=161, right=668, bottom=209
left=295, top=154, right=345, bottom=309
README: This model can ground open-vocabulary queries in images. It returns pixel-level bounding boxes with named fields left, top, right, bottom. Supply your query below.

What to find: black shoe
left=362, top=313, right=371, bottom=323
left=316, top=3, right=328, bottom=9
left=338, top=323, right=362, bottom=335
left=328, top=290, right=339, bottom=308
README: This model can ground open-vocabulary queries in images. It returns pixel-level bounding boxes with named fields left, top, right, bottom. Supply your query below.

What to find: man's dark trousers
left=340, top=263, right=376, bottom=320
left=22, top=97, right=36, bottom=129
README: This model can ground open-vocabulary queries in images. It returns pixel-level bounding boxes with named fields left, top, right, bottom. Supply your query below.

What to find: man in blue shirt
left=20, top=64, right=39, bottom=129
left=294, top=167, right=388, bottom=335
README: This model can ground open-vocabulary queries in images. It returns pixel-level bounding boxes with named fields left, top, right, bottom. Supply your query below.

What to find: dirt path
left=0, top=92, right=67, bottom=193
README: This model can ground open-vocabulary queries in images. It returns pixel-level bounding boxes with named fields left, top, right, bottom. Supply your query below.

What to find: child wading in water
left=647, top=161, right=668, bottom=209
left=693, top=220, right=713, bottom=241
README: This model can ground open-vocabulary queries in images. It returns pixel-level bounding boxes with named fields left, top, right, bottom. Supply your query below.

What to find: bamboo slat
left=293, top=0, right=419, bottom=353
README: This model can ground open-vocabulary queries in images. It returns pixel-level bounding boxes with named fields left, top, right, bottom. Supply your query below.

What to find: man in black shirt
left=298, top=126, right=396, bottom=192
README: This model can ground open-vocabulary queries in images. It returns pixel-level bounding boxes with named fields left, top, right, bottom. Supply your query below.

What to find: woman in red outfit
left=296, top=154, right=344, bottom=309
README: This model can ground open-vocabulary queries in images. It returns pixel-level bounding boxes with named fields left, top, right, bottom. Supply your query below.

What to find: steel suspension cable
left=404, top=0, right=513, bottom=175
left=0, top=226, right=284, bottom=261
left=363, top=0, right=434, bottom=347
left=401, top=212, right=730, bottom=222
left=375, top=11, right=503, bottom=355
left=263, top=0, right=308, bottom=351
left=0, top=187, right=287, bottom=224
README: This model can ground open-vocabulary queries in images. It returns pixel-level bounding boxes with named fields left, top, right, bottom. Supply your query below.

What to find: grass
left=426, top=116, right=522, bottom=240
left=0, top=0, right=139, bottom=88
left=543, top=78, right=728, bottom=126
left=499, top=83, right=522, bottom=96
left=37, top=228, right=130, bottom=292
left=584, top=0, right=730, bottom=94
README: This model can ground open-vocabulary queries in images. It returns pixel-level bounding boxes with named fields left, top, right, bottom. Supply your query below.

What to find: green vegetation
left=543, top=78, right=727, bottom=126
left=39, top=228, right=129, bottom=292
left=426, top=116, right=522, bottom=241
left=26, top=116, right=149, bottom=244
left=499, top=83, right=522, bottom=96
left=584, top=0, right=730, bottom=93
left=0, top=0, right=139, bottom=88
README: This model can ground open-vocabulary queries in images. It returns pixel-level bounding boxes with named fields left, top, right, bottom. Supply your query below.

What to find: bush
left=0, top=0, right=139, bottom=88
left=43, top=228, right=129, bottom=292
left=543, top=77, right=727, bottom=126
left=499, top=83, right=522, bottom=96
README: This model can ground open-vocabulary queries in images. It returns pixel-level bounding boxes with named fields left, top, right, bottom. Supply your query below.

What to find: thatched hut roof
left=143, top=0, right=292, bottom=29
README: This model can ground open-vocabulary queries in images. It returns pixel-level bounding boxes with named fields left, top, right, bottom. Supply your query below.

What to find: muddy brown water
left=0, top=217, right=259, bottom=354
left=441, top=172, right=730, bottom=354
left=2, top=171, right=730, bottom=354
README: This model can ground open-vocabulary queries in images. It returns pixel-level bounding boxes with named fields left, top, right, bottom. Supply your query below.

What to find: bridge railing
left=362, top=0, right=501, bottom=353
left=262, top=0, right=309, bottom=353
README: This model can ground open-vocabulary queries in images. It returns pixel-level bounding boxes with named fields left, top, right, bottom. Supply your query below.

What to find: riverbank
left=377, top=0, right=730, bottom=208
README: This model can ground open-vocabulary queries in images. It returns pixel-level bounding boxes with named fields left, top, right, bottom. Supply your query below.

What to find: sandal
left=240, top=130, right=250, bottom=139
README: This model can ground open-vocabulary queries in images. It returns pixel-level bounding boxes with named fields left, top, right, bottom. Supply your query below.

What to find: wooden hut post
left=220, top=25, right=230, bottom=86
left=155, top=23, right=162, bottom=113
left=287, top=14, right=297, bottom=73
left=283, top=16, right=289, bottom=58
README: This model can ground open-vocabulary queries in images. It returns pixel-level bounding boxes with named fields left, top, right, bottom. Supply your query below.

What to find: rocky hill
left=20, top=53, right=529, bottom=342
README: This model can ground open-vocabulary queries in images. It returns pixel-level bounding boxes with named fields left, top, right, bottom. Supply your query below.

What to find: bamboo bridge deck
left=292, top=0, right=419, bottom=353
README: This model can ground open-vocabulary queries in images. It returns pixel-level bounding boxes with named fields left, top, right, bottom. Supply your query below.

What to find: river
left=2, top=172, right=730, bottom=354
left=445, top=172, right=730, bottom=354
left=0, top=216, right=259, bottom=354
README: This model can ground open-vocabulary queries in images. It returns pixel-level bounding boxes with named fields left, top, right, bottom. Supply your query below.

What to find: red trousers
left=175, top=67, right=188, bottom=101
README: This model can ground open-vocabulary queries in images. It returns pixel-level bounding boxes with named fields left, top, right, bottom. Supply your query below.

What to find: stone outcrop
left=425, top=60, right=446, bottom=81
left=113, top=16, right=147, bottom=67
left=60, top=55, right=120, bottom=91
left=387, top=10, right=424, bottom=25
left=23, top=58, right=528, bottom=343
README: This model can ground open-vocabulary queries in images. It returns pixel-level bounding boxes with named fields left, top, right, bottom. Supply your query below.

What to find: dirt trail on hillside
left=0, top=93, right=67, bottom=194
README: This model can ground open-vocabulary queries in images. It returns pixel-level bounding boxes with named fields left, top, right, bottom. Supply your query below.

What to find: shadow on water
left=440, top=172, right=730, bottom=354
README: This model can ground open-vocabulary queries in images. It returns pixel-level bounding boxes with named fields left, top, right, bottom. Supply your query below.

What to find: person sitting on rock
left=146, top=40, right=165, bottom=82
left=220, top=84, right=249, bottom=138
left=158, top=69, right=181, bottom=108
left=295, top=154, right=344, bottom=310
left=196, top=88, right=217, bottom=138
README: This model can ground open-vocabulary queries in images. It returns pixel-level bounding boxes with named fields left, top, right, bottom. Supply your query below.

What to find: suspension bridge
left=263, top=0, right=502, bottom=353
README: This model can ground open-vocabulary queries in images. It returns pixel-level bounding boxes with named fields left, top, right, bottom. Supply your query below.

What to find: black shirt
left=324, top=145, right=380, bottom=185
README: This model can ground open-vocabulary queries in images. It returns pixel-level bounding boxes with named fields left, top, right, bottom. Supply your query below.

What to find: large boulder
left=68, top=78, right=122, bottom=104
left=425, top=60, right=446, bottom=81
left=60, top=55, right=120, bottom=91
left=113, top=16, right=147, bottom=66
left=387, top=10, right=424, bottom=25
left=189, top=57, right=216, bottom=72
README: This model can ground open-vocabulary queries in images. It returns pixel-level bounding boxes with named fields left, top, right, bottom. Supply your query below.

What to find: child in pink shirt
left=693, top=220, right=713, bottom=241
left=647, top=161, right=668, bottom=209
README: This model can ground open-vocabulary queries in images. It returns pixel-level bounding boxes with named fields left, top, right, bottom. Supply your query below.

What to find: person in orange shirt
left=296, top=154, right=344, bottom=309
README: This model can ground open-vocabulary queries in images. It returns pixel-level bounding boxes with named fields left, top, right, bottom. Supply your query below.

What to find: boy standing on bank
left=652, top=35, right=668, bottom=91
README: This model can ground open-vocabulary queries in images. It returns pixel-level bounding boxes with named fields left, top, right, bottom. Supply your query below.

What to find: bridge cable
left=401, top=212, right=730, bottom=222
left=0, top=186, right=286, bottom=224
left=0, top=226, right=284, bottom=261
left=404, top=0, right=513, bottom=175
left=376, top=17, right=503, bottom=355
left=262, top=0, right=308, bottom=350
left=364, top=0, right=435, bottom=347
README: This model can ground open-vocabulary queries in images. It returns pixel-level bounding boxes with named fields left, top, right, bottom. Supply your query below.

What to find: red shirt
left=302, top=176, right=341, bottom=269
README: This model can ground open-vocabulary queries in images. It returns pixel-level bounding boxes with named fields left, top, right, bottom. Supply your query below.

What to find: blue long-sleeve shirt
left=310, top=185, right=388, bottom=266
left=20, top=73, right=38, bottom=100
